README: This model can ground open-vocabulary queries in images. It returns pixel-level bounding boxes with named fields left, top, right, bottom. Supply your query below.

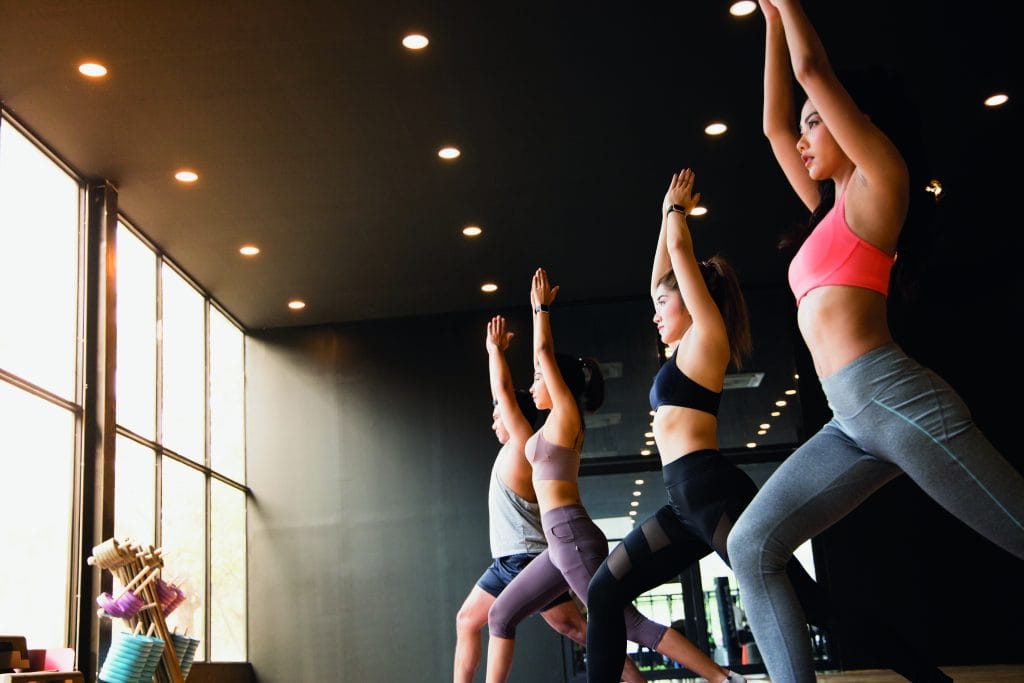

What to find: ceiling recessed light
left=239, top=245, right=260, bottom=256
left=630, top=501, right=639, bottom=507
left=729, top=1, right=757, bottom=16
left=402, top=34, right=429, bottom=50
left=288, top=300, right=306, bottom=310
left=438, top=146, right=461, bottom=160
left=634, top=479, right=644, bottom=485
left=480, top=282, right=498, bottom=293
left=644, top=432, right=654, bottom=438
left=462, top=225, right=482, bottom=237
left=645, top=440, right=654, bottom=446
left=705, top=122, right=728, bottom=136
left=759, top=423, right=770, bottom=430
left=746, top=442, right=757, bottom=448
left=640, top=449, right=651, bottom=456
left=771, top=411, right=781, bottom=417
left=785, top=389, right=797, bottom=395
left=775, top=400, right=787, bottom=407
left=629, top=510, right=638, bottom=516
left=175, top=170, right=199, bottom=183
left=984, top=93, right=1009, bottom=107
left=632, top=491, right=641, bottom=496
left=758, top=429, right=767, bottom=435
left=690, top=206, right=708, bottom=216
left=78, top=62, right=108, bottom=78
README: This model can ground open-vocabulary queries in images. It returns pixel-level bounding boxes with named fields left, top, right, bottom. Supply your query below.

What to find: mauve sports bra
left=525, top=430, right=580, bottom=483
left=788, top=187, right=894, bottom=306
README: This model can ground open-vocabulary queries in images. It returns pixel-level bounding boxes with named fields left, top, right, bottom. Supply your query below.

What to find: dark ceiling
left=0, top=1, right=1013, bottom=331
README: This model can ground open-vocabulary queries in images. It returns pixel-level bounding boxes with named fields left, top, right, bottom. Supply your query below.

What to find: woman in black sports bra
left=584, top=168, right=753, bottom=683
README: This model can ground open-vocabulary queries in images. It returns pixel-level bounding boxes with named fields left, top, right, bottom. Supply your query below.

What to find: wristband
left=666, top=204, right=687, bottom=217
left=534, top=303, right=550, bottom=314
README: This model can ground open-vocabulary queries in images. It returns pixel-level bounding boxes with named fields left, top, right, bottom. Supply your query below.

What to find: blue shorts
left=476, top=552, right=573, bottom=611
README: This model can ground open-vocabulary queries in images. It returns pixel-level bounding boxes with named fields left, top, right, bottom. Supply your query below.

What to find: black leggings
left=585, top=450, right=947, bottom=683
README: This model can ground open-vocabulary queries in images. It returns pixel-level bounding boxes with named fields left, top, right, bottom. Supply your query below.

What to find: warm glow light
left=630, top=501, right=639, bottom=507
left=462, top=225, right=482, bottom=237
left=288, top=300, right=306, bottom=310
left=689, top=206, right=708, bottom=216
left=629, top=511, right=638, bottom=516
left=705, top=122, right=728, bottom=136
left=758, top=430, right=767, bottom=435
left=632, top=491, right=641, bottom=497
left=640, top=449, right=651, bottom=456
left=645, top=440, right=655, bottom=446
left=634, top=479, right=644, bottom=485
left=402, top=34, right=429, bottom=50
left=984, top=93, right=1009, bottom=107
left=746, top=442, right=757, bottom=448
left=239, top=245, right=260, bottom=256
left=759, top=423, right=770, bottom=430
left=480, top=282, right=498, bottom=293
left=78, top=62, right=108, bottom=78
left=785, top=389, right=797, bottom=395
left=794, top=373, right=800, bottom=380
left=730, top=1, right=757, bottom=16
left=775, top=400, right=787, bottom=407
left=644, top=432, right=654, bottom=438
left=925, top=179, right=944, bottom=198
left=649, top=410, right=656, bottom=416
left=438, top=146, right=461, bottom=160
left=175, top=170, right=199, bottom=183
left=771, top=411, right=781, bottom=417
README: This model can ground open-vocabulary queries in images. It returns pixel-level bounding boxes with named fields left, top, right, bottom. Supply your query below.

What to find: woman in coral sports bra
left=485, top=268, right=732, bottom=683
left=728, top=2, right=1024, bottom=682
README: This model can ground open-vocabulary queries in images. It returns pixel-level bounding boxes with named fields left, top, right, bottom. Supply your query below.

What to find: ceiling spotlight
left=771, top=411, right=781, bottom=417
left=757, top=429, right=767, bottom=435
left=746, top=442, right=757, bottom=448
left=984, top=93, right=1009, bottom=107
left=705, top=122, right=728, bottom=136
left=689, top=206, right=708, bottom=216
left=239, top=245, right=260, bottom=256
left=775, top=400, right=787, bottom=407
left=78, top=62, right=108, bottom=78
left=480, top=282, right=498, bottom=293
left=793, top=373, right=800, bottom=380
left=645, top=440, right=654, bottom=446
left=402, top=34, right=429, bottom=50
left=632, top=491, right=641, bottom=497
left=462, top=225, right=482, bottom=237
left=288, top=300, right=306, bottom=310
left=630, top=501, right=639, bottom=507
left=644, top=432, right=654, bottom=438
left=759, top=423, right=770, bottom=430
left=640, top=449, right=651, bottom=456
left=438, top=146, right=461, bottom=160
left=785, top=389, right=797, bottom=395
left=175, top=170, right=199, bottom=183
left=634, top=479, right=644, bottom=485
left=729, top=1, right=757, bottom=16
left=629, top=510, right=638, bottom=516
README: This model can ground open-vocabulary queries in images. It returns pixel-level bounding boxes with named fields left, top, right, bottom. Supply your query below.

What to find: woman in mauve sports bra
left=728, top=2, right=1024, bottom=682
left=485, top=267, right=731, bottom=683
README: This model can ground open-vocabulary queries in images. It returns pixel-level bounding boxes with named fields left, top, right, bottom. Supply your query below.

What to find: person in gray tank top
left=453, top=315, right=645, bottom=683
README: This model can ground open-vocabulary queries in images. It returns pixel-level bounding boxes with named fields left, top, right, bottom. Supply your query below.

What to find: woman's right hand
left=531, top=268, right=560, bottom=311
left=664, top=168, right=701, bottom=215
left=486, top=315, right=513, bottom=353
left=758, top=0, right=781, bottom=22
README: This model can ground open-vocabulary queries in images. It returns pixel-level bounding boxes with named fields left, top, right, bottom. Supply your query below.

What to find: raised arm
left=651, top=207, right=672, bottom=298
left=760, top=0, right=818, bottom=210
left=486, top=315, right=533, bottom=444
left=531, top=268, right=581, bottom=446
left=662, top=170, right=729, bottom=369
left=769, top=0, right=908, bottom=192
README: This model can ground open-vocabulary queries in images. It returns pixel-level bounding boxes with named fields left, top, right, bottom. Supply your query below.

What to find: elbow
left=791, top=51, right=827, bottom=87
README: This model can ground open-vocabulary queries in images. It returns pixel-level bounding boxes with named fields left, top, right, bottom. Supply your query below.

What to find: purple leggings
left=488, top=503, right=667, bottom=649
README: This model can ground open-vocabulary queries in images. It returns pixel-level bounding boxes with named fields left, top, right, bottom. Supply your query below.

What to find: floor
left=657, top=665, right=1024, bottom=682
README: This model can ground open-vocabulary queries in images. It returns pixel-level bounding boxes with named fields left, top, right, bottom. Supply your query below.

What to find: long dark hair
left=656, top=256, right=753, bottom=369
left=554, top=352, right=605, bottom=415
left=777, top=66, right=935, bottom=305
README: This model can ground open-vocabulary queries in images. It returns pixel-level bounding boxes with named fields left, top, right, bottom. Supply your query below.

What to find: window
left=114, top=221, right=248, bottom=662
left=0, top=116, right=83, bottom=646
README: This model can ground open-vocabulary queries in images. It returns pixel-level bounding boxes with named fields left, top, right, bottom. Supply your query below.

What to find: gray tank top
left=488, top=454, right=546, bottom=557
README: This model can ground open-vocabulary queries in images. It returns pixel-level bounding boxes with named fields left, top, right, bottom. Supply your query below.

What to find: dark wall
left=244, top=309, right=566, bottom=683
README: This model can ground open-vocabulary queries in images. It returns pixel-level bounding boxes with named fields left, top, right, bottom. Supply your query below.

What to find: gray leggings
left=728, top=342, right=1024, bottom=683
left=488, top=503, right=667, bottom=649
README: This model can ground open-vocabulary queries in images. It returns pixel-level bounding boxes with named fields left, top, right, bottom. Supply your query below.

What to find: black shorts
left=476, top=552, right=573, bottom=611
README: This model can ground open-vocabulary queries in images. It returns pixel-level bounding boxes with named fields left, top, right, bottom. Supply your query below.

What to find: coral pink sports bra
left=788, top=188, right=894, bottom=306
left=525, top=430, right=580, bottom=483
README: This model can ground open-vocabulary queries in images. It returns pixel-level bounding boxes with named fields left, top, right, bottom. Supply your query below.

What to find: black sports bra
left=649, top=358, right=721, bottom=415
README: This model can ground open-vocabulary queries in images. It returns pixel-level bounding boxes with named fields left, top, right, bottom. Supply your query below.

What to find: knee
left=456, top=604, right=485, bottom=636
left=728, top=514, right=789, bottom=577
left=487, top=602, right=517, bottom=640
left=542, top=605, right=586, bottom=644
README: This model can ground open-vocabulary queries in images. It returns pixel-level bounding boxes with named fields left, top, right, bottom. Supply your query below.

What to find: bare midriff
left=797, top=286, right=893, bottom=379
left=653, top=406, right=719, bottom=467
left=534, top=479, right=582, bottom=516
